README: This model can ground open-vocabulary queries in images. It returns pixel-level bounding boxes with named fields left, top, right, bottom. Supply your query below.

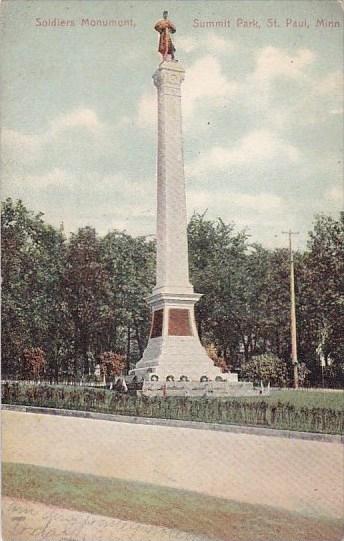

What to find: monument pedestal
left=133, top=291, right=237, bottom=383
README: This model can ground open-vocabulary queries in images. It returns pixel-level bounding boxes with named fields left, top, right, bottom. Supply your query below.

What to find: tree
left=99, top=351, right=125, bottom=381
left=205, top=344, right=228, bottom=372
left=22, top=347, right=46, bottom=380
left=241, top=353, right=290, bottom=386
left=298, top=362, right=311, bottom=387
left=298, top=213, right=344, bottom=384
left=1, top=198, right=67, bottom=379
left=188, top=212, right=249, bottom=366
left=2, top=198, right=342, bottom=388
left=188, top=215, right=294, bottom=370
left=63, top=227, right=110, bottom=376
left=259, top=248, right=295, bottom=361
left=101, top=232, right=155, bottom=370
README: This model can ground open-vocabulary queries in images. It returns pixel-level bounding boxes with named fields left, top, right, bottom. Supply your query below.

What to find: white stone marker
left=132, top=60, right=237, bottom=384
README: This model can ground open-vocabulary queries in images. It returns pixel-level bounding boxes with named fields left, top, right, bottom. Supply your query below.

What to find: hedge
left=2, top=382, right=343, bottom=435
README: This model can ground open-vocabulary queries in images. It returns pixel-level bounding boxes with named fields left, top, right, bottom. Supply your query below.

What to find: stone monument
left=130, top=14, right=240, bottom=393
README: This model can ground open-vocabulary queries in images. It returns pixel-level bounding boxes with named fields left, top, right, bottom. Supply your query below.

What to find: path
left=3, top=411, right=343, bottom=519
left=3, top=497, right=212, bottom=541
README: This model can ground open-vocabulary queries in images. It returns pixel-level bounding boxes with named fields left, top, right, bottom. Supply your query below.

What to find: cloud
left=137, top=54, right=238, bottom=129
left=22, top=169, right=153, bottom=199
left=137, top=92, right=156, bottom=129
left=178, top=33, right=234, bottom=54
left=1, top=166, right=156, bottom=236
left=1, top=128, right=42, bottom=163
left=136, top=46, right=316, bottom=134
left=236, top=47, right=316, bottom=125
left=255, top=67, right=343, bottom=129
left=189, top=189, right=284, bottom=213
left=187, top=129, right=300, bottom=176
left=183, top=55, right=238, bottom=116
left=177, top=36, right=197, bottom=54
left=136, top=45, right=318, bottom=135
left=252, top=47, right=315, bottom=84
left=290, top=70, right=343, bottom=125
left=2, top=168, right=79, bottom=193
left=27, top=168, right=77, bottom=189
left=1, top=108, right=119, bottom=182
left=187, top=187, right=289, bottom=246
left=314, top=70, right=342, bottom=96
left=205, top=34, right=230, bottom=53
left=2, top=108, right=105, bottom=161
left=50, top=108, right=103, bottom=135
left=325, top=184, right=343, bottom=206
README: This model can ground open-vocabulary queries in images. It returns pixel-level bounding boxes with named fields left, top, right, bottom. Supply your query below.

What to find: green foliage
left=241, top=354, right=290, bottom=386
left=63, top=226, right=110, bottom=374
left=4, top=463, right=342, bottom=541
left=188, top=213, right=248, bottom=363
left=3, top=383, right=343, bottom=434
left=298, top=213, right=344, bottom=382
left=101, top=231, right=155, bottom=364
left=5, top=463, right=342, bottom=541
left=188, top=214, right=297, bottom=368
left=298, top=362, right=311, bottom=387
left=1, top=199, right=155, bottom=379
left=22, top=347, right=46, bottom=380
left=322, top=364, right=344, bottom=389
left=1, top=198, right=68, bottom=379
left=99, top=351, right=125, bottom=379
left=265, top=389, right=344, bottom=410
left=1, top=200, right=343, bottom=388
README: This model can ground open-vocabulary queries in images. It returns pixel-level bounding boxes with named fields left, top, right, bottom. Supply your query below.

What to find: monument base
left=130, top=291, right=238, bottom=384
left=131, top=335, right=239, bottom=383
left=140, top=380, right=269, bottom=398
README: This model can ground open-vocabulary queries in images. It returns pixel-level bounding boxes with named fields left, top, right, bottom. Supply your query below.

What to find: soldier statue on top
left=154, top=11, right=176, bottom=61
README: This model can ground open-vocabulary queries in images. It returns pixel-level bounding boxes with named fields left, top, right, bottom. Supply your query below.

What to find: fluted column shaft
left=153, top=61, right=192, bottom=295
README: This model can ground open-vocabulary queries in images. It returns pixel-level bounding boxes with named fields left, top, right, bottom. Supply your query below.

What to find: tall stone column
left=153, top=61, right=192, bottom=295
left=132, top=61, right=237, bottom=384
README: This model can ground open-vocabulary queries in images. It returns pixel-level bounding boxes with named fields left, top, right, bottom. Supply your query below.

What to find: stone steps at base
left=141, top=380, right=264, bottom=397
left=142, top=390, right=264, bottom=397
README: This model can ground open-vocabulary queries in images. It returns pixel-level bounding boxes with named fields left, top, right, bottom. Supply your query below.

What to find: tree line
left=2, top=198, right=343, bottom=387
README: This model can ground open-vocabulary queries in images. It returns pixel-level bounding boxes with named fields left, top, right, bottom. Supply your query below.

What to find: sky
left=1, top=0, right=343, bottom=250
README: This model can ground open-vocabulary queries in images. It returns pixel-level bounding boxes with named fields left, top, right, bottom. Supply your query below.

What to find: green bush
left=241, top=353, right=290, bottom=386
left=2, top=382, right=343, bottom=435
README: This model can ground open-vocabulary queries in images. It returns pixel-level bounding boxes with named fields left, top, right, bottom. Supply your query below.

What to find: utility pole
left=126, top=325, right=131, bottom=375
left=282, top=230, right=299, bottom=389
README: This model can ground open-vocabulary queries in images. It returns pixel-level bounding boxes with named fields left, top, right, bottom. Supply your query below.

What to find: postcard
left=1, top=1, right=343, bottom=540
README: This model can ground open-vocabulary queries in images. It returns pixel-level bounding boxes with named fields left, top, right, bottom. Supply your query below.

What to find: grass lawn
left=3, top=383, right=343, bottom=434
left=3, top=462, right=343, bottom=541
left=232, top=389, right=344, bottom=410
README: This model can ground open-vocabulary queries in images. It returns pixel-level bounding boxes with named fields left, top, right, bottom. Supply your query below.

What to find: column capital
left=153, top=61, right=185, bottom=89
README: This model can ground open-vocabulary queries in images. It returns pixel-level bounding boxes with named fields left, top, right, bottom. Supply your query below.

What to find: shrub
left=99, top=351, right=125, bottom=381
left=206, top=344, right=228, bottom=372
left=323, top=363, right=344, bottom=389
left=298, top=362, right=311, bottom=387
left=2, top=383, right=343, bottom=435
left=22, top=348, right=46, bottom=380
left=240, top=353, right=289, bottom=386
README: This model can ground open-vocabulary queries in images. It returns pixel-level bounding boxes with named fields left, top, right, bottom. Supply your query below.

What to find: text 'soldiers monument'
left=132, top=13, right=237, bottom=385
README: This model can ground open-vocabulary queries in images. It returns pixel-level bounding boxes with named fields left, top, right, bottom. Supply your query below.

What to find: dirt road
left=3, top=411, right=343, bottom=519
left=3, top=497, right=212, bottom=541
